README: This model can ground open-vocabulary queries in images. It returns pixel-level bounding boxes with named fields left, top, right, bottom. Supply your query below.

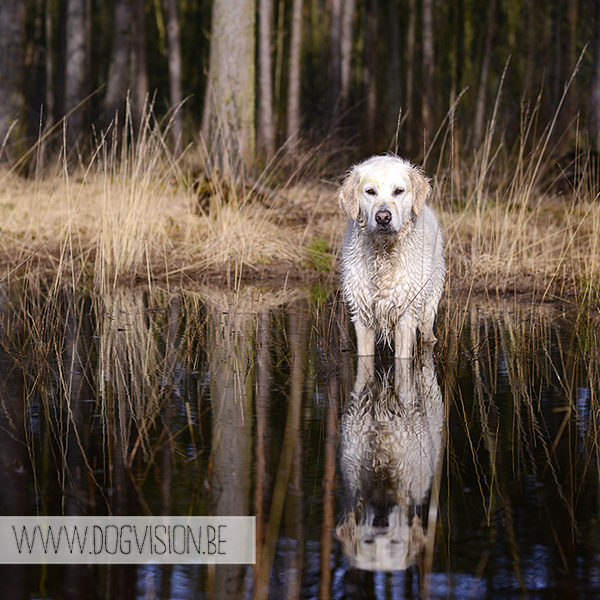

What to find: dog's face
left=338, top=155, right=431, bottom=235
left=337, top=503, right=426, bottom=571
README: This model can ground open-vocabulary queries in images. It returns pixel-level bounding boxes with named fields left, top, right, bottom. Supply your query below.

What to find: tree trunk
left=166, top=0, right=183, bottom=157
left=421, top=0, right=434, bottom=149
left=258, top=0, right=275, bottom=158
left=329, top=0, right=342, bottom=123
left=0, top=0, right=26, bottom=160
left=405, top=0, right=416, bottom=152
left=131, top=0, right=148, bottom=130
left=340, top=0, right=357, bottom=115
left=473, top=0, right=497, bottom=148
left=590, top=0, right=600, bottom=147
left=104, top=0, right=133, bottom=130
left=362, top=0, right=378, bottom=152
left=202, top=0, right=256, bottom=177
left=64, top=0, right=91, bottom=149
left=286, top=0, right=303, bottom=147
left=388, top=0, right=402, bottom=149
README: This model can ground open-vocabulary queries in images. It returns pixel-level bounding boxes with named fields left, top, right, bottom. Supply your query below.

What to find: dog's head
left=338, top=155, right=431, bottom=235
left=336, top=505, right=426, bottom=571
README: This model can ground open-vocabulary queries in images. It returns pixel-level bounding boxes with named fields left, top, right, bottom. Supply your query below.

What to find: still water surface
left=0, top=283, right=599, bottom=599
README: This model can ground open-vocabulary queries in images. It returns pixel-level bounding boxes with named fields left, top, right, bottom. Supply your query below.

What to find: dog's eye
left=392, top=187, right=405, bottom=196
left=365, top=187, right=376, bottom=196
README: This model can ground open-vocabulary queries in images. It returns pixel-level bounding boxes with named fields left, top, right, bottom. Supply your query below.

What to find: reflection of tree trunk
left=470, top=309, right=524, bottom=592
left=255, top=302, right=309, bottom=599
left=62, top=292, right=93, bottom=600
left=254, top=310, right=271, bottom=586
left=284, top=308, right=307, bottom=599
left=0, top=291, right=28, bottom=600
left=319, top=303, right=338, bottom=600
left=209, top=304, right=253, bottom=599
left=160, top=297, right=180, bottom=599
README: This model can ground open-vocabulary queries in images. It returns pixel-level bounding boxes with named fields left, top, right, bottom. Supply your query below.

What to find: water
left=0, top=282, right=599, bottom=599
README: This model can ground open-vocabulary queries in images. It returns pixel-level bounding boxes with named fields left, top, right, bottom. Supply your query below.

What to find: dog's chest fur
left=341, top=221, right=428, bottom=332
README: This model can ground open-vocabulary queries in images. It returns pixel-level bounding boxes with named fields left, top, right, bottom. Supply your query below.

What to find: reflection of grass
left=6, top=276, right=306, bottom=516
left=438, top=299, right=600, bottom=588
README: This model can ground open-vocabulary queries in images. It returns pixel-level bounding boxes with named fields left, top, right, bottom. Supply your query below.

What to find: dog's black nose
left=372, top=514, right=389, bottom=528
left=375, top=210, right=392, bottom=226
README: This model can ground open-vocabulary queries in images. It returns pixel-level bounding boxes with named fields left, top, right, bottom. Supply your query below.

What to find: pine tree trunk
left=132, top=0, right=148, bottom=130
left=590, top=0, right=600, bottom=147
left=286, top=0, right=303, bottom=147
left=405, top=0, right=416, bottom=152
left=329, top=0, right=342, bottom=123
left=340, top=0, right=356, bottom=114
left=362, top=0, right=379, bottom=151
left=64, top=0, right=91, bottom=149
left=473, top=0, right=497, bottom=148
left=0, top=0, right=26, bottom=159
left=104, top=0, right=133, bottom=130
left=421, top=0, right=434, bottom=149
left=202, top=0, right=256, bottom=176
left=166, top=0, right=183, bottom=157
left=258, top=0, right=275, bottom=158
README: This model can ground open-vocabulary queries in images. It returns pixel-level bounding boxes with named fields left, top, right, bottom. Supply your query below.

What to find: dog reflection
left=337, top=350, right=444, bottom=571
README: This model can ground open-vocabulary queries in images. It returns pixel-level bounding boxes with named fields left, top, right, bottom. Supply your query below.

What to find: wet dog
left=338, top=155, right=445, bottom=361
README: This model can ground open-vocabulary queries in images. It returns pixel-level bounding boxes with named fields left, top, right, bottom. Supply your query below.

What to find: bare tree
left=104, top=0, right=133, bottom=129
left=340, top=0, right=357, bottom=114
left=405, top=0, right=416, bottom=152
left=64, top=0, right=92, bottom=149
left=287, top=0, right=303, bottom=148
left=258, top=0, right=275, bottom=158
left=132, top=0, right=148, bottom=129
left=104, top=0, right=148, bottom=136
left=473, top=0, right=497, bottom=148
left=165, top=0, right=183, bottom=156
left=421, top=0, right=434, bottom=148
left=362, top=0, right=379, bottom=150
left=202, top=0, right=256, bottom=176
left=0, top=0, right=26, bottom=160
left=329, top=0, right=342, bottom=122
left=590, top=0, right=600, bottom=147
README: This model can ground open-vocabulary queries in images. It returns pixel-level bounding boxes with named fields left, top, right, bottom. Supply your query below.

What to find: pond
left=0, top=281, right=599, bottom=599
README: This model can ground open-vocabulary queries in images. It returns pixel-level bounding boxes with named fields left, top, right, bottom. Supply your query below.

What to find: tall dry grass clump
left=433, top=70, right=600, bottom=304
left=1, top=82, right=600, bottom=305
left=0, top=106, right=318, bottom=295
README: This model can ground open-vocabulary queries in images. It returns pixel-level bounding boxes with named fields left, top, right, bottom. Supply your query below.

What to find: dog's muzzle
left=374, top=208, right=394, bottom=234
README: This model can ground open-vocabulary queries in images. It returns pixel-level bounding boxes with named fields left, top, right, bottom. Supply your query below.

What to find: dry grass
left=1, top=101, right=600, bottom=306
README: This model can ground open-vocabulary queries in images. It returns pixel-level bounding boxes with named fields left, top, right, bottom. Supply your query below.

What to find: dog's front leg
left=354, top=320, right=375, bottom=391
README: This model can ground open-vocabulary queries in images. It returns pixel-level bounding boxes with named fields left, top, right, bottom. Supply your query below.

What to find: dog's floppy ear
left=409, top=166, right=431, bottom=217
left=338, top=167, right=360, bottom=221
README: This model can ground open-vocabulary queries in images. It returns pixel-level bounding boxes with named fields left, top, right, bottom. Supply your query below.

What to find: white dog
left=338, top=154, right=445, bottom=360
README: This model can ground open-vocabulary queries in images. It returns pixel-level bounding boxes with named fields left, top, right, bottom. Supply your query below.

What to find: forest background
left=1, top=0, right=600, bottom=299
